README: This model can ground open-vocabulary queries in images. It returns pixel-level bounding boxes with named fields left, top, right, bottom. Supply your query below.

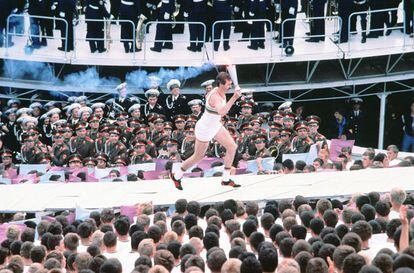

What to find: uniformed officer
left=90, top=102, right=107, bottom=123
left=282, top=112, right=296, bottom=130
left=130, top=139, right=154, bottom=163
left=276, top=127, right=292, bottom=162
left=150, top=0, right=175, bottom=52
left=281, top=0, right=298, bottom=48
left=251, top=133, right=270, bottom=174
left=95, top=152, right=109, bottom=168
left=103, top=126, right=128, bottom=161
left=119, top=0, right=141, bottom=53
left=142, top=89, right=166, bottom=120
left=404, top=0, right=413, bottom=36
left=348, top=97, right=366, bottom=146
left=0, top=0, right=16, bottom=47
left=247, top=0, right=267, bottom=50
left=184, top=0, right=207, bottom=51
left=49, top=130, right=70, bottom=166
left=200, top=79, right=215, bottom=95
left=236, top=100, right=254, bottom=129
left=367, top=0, right=386, bottom=38
left=306, top=115, right=326, bottom=142
left=0, top=149, right=17, bottom=173
left=290, top=121, right=313, bottom=153
left=20, top=134, right=43, bottom=164
left=237, top=122, right=256, bottom=160
left=28, top=0, right=50, bottom=48
left=180, top=125, right=196, bottom=160
left=271, top=110, right=284, bottom=125
left=267, top=121, right=282, bottom=146
left=150, top=116, right=165, bottom=142
left=83, top=157, right=97, bottom=168
left=172, top=114, right=186, bottom=145
left=55, top=0, right=77, bottom=51
left=128, top=104, right=142, bottom=120
left=85, top=0, right=110, bottom=53
left=110, top=0, right=121, bottom=20
left=213, top=0, right=232, bottom=51
left=349, top=0, right=367, bottom=43
left=336, top=0, right=352, bottom=43
left=306, top=0, right=327, bottom=43
left=164, top=79, right=188, bottom=118
left=69, top=122, right=95, bottom=158
left=67, top=153, right=83, bottom=168
left=2, top=109, right=20, bottom=151
left=87, top=115, right=101, bottom=140
left=188, top=99, right=203, bottom=119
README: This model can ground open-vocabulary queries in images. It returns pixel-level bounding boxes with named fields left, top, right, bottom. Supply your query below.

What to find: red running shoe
left=221, top=179, right=241, bottom=188
left=170, top=173, right=183, bottom=190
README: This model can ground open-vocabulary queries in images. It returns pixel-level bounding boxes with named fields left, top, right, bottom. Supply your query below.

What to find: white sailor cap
left=29, top=102, right=43, bottom=109
left=167, top=79, right=181, bottom=90
left=65, top=103, right=81, bottom=114
left=67, top=96, right=78, bottom=103
left=16, top=108, right=33, bottom=116
left=4, top=109, right=17, bottom=116
left=128, top=104, right=141, bottom=113
left=105, top=98, right=115, bottom=105
left=17, top=116, right=38, bottom=125
left=130, top=96, right=140, bottom=103
left=201, top=79, right=215, bottom=87
left=53, top=119, right=67, bottom=126
left=47, top=108, right=62, bottom=117
left=188, top=99, right=203, bottom=106
left=145, top=89, right=160, bottom=98
left=91, top=102, right=106, bottom=110
left=116, top=82, right=127, bottom=91
left=76, top=96, right=88, bottom=103
left=350, top=97, right=363, bottom=104
left=44, top=101, right=58, bottom=108
left=40, top=113, right=49, bottom=120
left=148, top=76, right=161, bottom=88
left=7, top=99, right=21, bottom=107
left=78, top=106, right=93, bottom=116
left=261, top=102, right=274, bottom=108
left=278, top=101, right=293, bottom=110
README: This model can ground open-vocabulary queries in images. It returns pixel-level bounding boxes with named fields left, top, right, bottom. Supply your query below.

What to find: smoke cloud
left=2, top=60, right=215, bottom=93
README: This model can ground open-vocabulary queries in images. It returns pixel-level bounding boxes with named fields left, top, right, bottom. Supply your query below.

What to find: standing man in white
left=170, top=72, right=242, bottom=190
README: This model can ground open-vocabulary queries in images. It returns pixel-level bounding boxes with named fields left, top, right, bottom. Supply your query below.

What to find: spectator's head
left=203, top=232, right=219, bottom=251
left=306, top=257, right=328, bottom=273
left=323, top=210, right=339, bottom=228
left=351, top=220, right=372, bottom=242
left=154, top=249, right=175, bottom=272
left=375, top=200, right=390, bottom=218
left=103, top=231, right=117, bottom=249
left=372, top=253, right=393, bottom=273
left=100, top=258, right=122, bottom=273
left=258, top=246, right=278, bottom=273
left=30, top=246, right=46, bottom=264
left=316, top=199, right=332, bottom=217
left=390, top=188, right=406, bottom=208
left=207, top=249, right=227, bottom=273
left=240, top=256, right=262, bottom=273
left=342, top=254, right=366, bottom=273
left=175, top=199, right=188, bottom=215
left=332, top=245, right=355, bottom=272
left=341, top=232, right=362, bottom=252
left=309, top=218, right=324, bottom=236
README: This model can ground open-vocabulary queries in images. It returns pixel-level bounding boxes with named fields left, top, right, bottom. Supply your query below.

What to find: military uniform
left=103, top=140, right=127, bottom=162
left=281, top=0, right=298, bottom=47
left=213, top=0, right=232, bottom=51
left=350, top=0, right=367, bottom=43
left=56, top=0, right=77, bottom=51
left=151, top=0, right=175, bottom=52
left=184, top=0, right=207, bottom=51
left=290, top=121, right=313, bottom=153
left=28, top=0, right=50, bottom=48
left=119, top=0, right=141, bottom=53
left=307, top=0, right=327, bottom=42
left=51, top=143, right=70, bottom=166
left=247, top=0, right=266, bottom=50
left=164, top=80, right=188, bottom=118
left=69, top=136, right=95, bottom=158
left=142, top=89, right=166, bottom=120
left=131, top=152, right=154, bottom=164
left=85, top=0, right=110, bottom=53
left=180, top=138, right=195, bottom=160
left=337, top=0, right=352, bottom=43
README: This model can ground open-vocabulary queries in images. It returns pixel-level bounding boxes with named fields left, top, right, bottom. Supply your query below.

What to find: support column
left=377, top=93, right=388, bottom=150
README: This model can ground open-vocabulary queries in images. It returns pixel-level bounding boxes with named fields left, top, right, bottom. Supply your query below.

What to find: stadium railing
left=6, top=14, right=69, bottom=60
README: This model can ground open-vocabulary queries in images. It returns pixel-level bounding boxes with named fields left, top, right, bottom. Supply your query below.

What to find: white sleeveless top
left=204, top=88, right=226, bottom=115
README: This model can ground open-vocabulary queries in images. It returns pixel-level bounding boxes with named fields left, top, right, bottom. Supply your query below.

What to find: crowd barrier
left=0, top=157, right=275, bottom=184
left=143, top=21, right=207, bottom=62
left=73, top=18, right=138, bottom=62
left=347, top=7, right=406, bottom=55
left=6, top=14, right=69, bottom=60
left=211, top=19, right=274, bottom=59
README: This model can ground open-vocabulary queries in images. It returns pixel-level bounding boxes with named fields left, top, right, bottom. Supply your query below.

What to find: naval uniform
left=85, top=0, right=110, bottom=53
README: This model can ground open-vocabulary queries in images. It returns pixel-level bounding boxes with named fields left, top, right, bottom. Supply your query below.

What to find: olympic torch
left=227, top=64, right=239, bottom=88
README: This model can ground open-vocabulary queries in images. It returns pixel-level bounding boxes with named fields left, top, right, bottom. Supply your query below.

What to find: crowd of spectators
left=0, top=187, right=413, bottom=273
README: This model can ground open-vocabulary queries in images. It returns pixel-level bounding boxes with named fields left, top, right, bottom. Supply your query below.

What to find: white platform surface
left=1, top=10, right=413, bottom=67
left=1, top=166, right=413, bottom=212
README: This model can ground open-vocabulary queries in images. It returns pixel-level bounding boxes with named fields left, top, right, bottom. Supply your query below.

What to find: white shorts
left=195, top=112, right=222, bottom=142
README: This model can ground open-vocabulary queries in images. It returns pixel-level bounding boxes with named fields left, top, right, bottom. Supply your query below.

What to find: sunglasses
left=254, top=140, right=264, bottom=144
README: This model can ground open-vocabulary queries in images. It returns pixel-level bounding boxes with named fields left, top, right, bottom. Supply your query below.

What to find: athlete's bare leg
left=171, top=139, right=209, bottom=190
left=214, top=126, right=240, bottom=187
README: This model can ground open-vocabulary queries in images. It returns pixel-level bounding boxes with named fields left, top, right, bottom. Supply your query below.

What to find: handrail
left=73, top=18, right=137, bottom=63
left=280, top=15, right=342, bottom=57
left=143, top=21, right=207, bottom=62
left=6, top=14, right=69, bottom=60
left=211, top=19, right=273, bottom=59
left=347, top=7, right=406, bottom=55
